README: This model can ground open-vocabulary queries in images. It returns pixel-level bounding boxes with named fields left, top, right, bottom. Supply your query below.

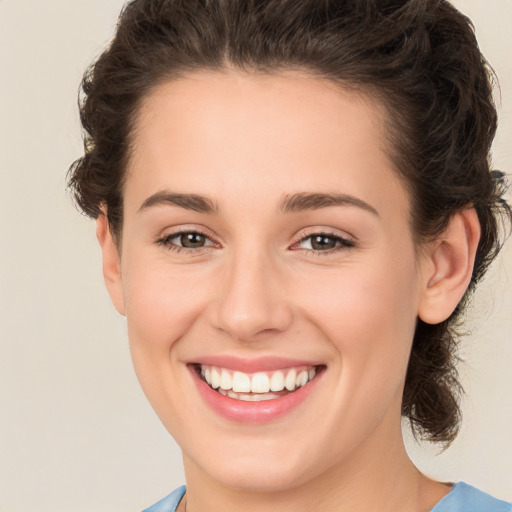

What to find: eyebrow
left=138, top=190, right=379, bottom=217
left=279, top=192, right=379, bottom=216
left=138, top=191, right=218, bottom=213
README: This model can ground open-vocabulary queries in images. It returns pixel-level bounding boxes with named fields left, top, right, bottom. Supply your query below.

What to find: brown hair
left=68, top=0, right=511, bottom=445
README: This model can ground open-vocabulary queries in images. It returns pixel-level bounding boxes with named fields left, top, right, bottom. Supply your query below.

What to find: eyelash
left=294, top=231, right=355, bottom=255
left=155, top=230, right=355, bottom=255
left=155, top=230, right=215, bottom=255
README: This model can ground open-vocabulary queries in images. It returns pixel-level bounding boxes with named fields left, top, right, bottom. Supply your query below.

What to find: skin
left=97, top=70, right=480, bottom=512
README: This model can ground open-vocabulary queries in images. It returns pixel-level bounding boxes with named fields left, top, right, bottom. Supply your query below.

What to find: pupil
left=311, top=235, right=335, bottom=250
left=181, top=233, right=205, bottom=248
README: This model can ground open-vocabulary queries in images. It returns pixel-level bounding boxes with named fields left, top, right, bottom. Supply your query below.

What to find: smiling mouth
left=193, top=364, right=323, bottom=402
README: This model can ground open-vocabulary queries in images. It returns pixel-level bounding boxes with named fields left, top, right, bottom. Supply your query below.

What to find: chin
left=207, top=461, right=314, bottom=493
left=184, top=435, right=324, bottom=494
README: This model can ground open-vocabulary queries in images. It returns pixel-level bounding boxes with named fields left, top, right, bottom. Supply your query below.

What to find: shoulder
left=431, top=482, right=512, bottom=512
left=141, top=485, right=186, bottom=512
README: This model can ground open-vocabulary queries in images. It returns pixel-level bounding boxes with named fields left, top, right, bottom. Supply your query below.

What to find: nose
left=211, top=248, right=293, bottom=342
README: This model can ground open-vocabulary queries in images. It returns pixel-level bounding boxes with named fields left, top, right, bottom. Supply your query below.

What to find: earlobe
left=418, top=208, right=481, bottom=325
left=96, top=213, right=126, bottom=316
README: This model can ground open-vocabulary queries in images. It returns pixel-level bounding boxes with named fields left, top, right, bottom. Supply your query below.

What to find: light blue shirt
left=142, top=485, right=186, bottom=512
left=431, top=482, right=511, bottom=512
left=142, top=482, right=512, bottom=512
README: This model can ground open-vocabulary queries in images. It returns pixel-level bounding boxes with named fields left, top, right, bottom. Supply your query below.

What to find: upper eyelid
left=157, top=225, right=217, bottom=241
left=294, top=228, right=355, bottom=244
left=293, top=234, right=354, bottom=249
left=159, top=229, right=217, bottom=247
left=168, top=231, right=214, bottom=242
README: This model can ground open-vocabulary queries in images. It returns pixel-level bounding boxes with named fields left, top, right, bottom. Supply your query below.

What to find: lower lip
left=190, top=366, right=323, bottom=423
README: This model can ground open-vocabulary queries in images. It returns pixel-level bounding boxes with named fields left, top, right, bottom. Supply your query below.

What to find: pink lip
left=189, top=355, right=323, bottom=373
left=188, top=362, right=324, bottom=424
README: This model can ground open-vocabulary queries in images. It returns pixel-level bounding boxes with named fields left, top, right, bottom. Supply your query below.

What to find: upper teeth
left=200, top=365, right=317, bottom=393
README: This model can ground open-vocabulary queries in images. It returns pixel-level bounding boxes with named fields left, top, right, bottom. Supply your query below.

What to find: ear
left=418, top=208, right=481, bottom=325
left=96, top=213, right=126, bottom=316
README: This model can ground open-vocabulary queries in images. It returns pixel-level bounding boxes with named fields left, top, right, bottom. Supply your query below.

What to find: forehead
left=126, top=70, right=408, bottom=219
left=134, top=69, right=387, bottom=150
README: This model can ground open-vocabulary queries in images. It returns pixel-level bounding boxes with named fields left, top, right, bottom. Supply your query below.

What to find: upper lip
left=188, top=355, right=324, bottom=373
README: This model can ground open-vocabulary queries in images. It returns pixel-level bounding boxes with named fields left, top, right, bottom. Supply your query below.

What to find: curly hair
left=68, top=0, right=511, bottom=445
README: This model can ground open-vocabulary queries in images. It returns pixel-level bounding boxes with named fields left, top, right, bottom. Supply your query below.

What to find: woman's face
left=109, top=71, right=429, bottom=491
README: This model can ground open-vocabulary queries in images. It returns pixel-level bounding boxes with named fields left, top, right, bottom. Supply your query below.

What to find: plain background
left=0, top=1, right=510, bottom=510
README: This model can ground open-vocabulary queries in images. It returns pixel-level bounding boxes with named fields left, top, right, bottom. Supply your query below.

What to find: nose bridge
left=213, top=243, right=292, bottom=341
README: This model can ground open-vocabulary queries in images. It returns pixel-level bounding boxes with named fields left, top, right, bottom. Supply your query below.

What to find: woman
left=68, top=0, right=511, bottom=510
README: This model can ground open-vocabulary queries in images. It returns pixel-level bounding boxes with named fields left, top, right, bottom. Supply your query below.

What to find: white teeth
left=199, top=364, right=319, bottom=398
left=296, top=370, right=308, bottom=387
left=220, top=369, right=232, bottom=390
left=251, top=372, right=270, bottom=393
left=269, top=370, right=285, bottom=392
left=232, top=371, right=251, bottom=393
left=238, top=392, right=279, bottom=401
left=218, top=388, right=283, bottom=401
left=285, top=369, right=297, bottom=391
left=210, top=368, right=221, bottom=389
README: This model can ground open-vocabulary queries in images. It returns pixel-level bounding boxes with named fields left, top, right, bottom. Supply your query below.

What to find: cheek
left=288, top=259, right=420, bottom=457
left=299, top=258, right=419, bottom=343
left=120, top=252, right=213, bottom=397
left=122, top=254, right=208, bottom=344
left=297, top=254, right=420, bottom=400
left=121, top=257, right=216, bottom=434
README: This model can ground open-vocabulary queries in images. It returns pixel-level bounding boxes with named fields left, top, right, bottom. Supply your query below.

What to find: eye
left=295, top=232, right=355, bottom=253
left=156, top=230, right=216, bottom=252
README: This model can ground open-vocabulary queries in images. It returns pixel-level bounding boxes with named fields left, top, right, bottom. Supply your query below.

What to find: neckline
left=430, top=482, right=467, bottom=511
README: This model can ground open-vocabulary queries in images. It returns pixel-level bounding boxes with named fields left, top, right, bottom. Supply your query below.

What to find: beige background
left=0, top=1, right=510, bottom=510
